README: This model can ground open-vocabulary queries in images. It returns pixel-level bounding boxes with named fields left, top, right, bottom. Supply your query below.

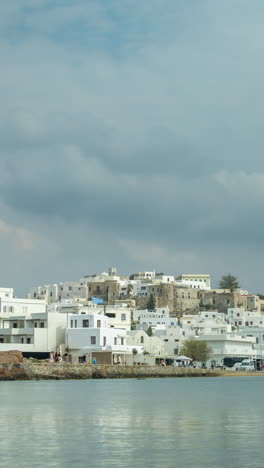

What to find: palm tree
left=219, top=274, right=240, bottom=292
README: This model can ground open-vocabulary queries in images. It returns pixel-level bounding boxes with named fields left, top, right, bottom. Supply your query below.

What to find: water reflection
left=0, top=378, right=263, bottom=467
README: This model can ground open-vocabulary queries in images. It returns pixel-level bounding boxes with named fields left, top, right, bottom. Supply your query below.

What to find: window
left=174, top=349, right=178, bottom=355
left=97, top=320, right=101, bottom=328
left=21, top=338, right=24, bottom=344
left=140, top=336, right=144, bottom=344
left=121, top=338, right=124, bottom=345
left=103, top=337, right=106, bottom=346
left=91, top=336, right=96, bottom=345
left=3, top=306, right=6, bottom=312
left=12, top=323, right=17, bottom=329
left=256, top=338, right=259, bottom=344
left=250, top=321, right=253, bottom=325
left=70, top=320, right=73, bottom=328
left=9, top=307, right=13, bottom=312
left=50, top=292, right=53, bottom=297
left=33, top=292, right=36, bottom=298
left=27, top=338, right=31, bottom=344
left=69, top=286, right=72, bottom=291
left=237, top=313, right=240, bottom=317
left=34, top=322, right=37, bottom=328
left=239, top=321, right=242, bottom=325
left=83, top=320, right=89, bottom=328
left=121, top=314, right=126, bottom=321
left=75, top=320, right=77, bottom=328
left=40, top=322, right=45, bottom=328
left=114, top=337, right=117, bottom=345
left=245, top=321, right=249, bottom=326
left=164, top=339, right=168, bottom=342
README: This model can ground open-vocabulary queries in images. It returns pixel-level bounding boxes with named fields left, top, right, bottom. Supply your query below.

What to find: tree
left=218, top=274, right=240, bottom=292
left=127, top=284, right=134, bottom=296
left=132, top=348, right=138, bottom=365
left=146, top=293, right=156, bottom=311
left=146, top=326, right=153, bottom=337
left=180, top=339, right=212, bottom=364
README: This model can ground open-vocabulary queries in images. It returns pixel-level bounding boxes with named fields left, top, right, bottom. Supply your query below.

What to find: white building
left=0, top=288, right=14, bottom=299
left=238, top=326, right=264, bottom=357
left=126, top=330, right=164, bottom=364
left=0, top=311, right=67, bottom=355
left=66, top=313, right=141, bottom=362
left=155, top=274, right=175, bottom=284
left=28, top=282, right=88, bottom=304
left=0, top=295, right=46, bottom=316
left=176, top=274, right=211, bottom=290
left=133, top=307, right=178, bottom=329
left=49, top=301, right=132, bottom=331
left=154, top=327, right=185, bottom=358
left=194, top=334, right=256, bottom=367
left=226, top=308, right=264, bottom=328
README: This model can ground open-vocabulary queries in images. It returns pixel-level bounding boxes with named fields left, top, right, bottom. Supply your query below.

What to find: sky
left=1, top=0, right=264, bottom=295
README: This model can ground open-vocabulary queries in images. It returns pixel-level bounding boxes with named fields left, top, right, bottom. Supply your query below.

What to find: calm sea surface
left=0, top=377, right=263, bottom=468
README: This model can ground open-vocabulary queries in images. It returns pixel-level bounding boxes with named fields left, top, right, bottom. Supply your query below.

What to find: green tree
left=132, top=348, right=138, bottom=365
left=146, top=293, right=156, bottom=311
left=180, top=339, right=212, bottom=364
left=146, top=326, right=153, bottom=337
left=218, top=274, right=240, bottom=292
left=127, top=284, right=134, bottom=296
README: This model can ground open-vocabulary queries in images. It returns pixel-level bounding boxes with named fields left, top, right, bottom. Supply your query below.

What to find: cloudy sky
left=1, top=0, right=264, bottom=295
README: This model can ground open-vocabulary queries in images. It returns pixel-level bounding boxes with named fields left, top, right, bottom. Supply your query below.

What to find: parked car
left=239, top=360, right=255, bottom=371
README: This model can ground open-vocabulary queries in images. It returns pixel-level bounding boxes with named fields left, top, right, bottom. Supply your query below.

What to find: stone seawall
left=0, top=363, right=221, bottom=381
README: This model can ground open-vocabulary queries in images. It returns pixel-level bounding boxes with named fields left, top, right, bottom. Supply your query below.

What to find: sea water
left=0, top=377, right=263, bottom=468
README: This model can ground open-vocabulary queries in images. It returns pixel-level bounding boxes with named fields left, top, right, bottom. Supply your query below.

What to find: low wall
left=0, top=363, right=221, bottom=381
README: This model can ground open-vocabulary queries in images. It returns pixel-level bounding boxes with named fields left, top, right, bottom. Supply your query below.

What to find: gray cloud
left=1, top=1, right=264, bottom=293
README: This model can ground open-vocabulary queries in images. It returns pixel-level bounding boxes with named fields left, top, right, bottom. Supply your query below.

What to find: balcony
left=0, top=328, right=34, bottom=335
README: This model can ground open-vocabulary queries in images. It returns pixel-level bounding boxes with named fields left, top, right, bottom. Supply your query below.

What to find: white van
left=239, top=360, right=255, bottom=371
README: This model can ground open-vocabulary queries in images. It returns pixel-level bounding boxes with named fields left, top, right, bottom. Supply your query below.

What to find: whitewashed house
left=0, top=311, right=67, bottom=356
left=136, top=307, right=178, bottom=329
left=126, top=330, right=164, bottom=364
left=49, top=301, right=132, bottom=331
left=0, top=288, right=47, bottom=316
left=66, top=313, right=142, bottom=363
left=176, top=274, right=211, bottom=290
left=28, top=282, right=88, bottom=304
left=226, top=308, right=264, bottom=328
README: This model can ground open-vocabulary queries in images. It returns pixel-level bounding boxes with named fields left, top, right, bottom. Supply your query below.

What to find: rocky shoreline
left=0, top=362, right=222, bottom=380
